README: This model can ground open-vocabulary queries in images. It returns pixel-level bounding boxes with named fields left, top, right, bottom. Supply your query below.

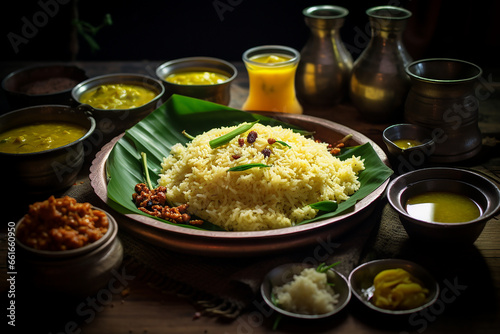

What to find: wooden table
left=1, top=61, right=499, bottom=333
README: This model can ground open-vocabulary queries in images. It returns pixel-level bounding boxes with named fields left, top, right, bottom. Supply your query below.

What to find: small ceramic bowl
left=155, top=57, right=237, bottom=105
left=0, top=105, right=96, bottom=194
left=2, top=64, right=87, bottom=111
left=349, top=259, right=439, bottom=315
left=387, top=167, right=500, bottom=244
left=72, top=73, right=165, bottom=135
left=382, top=123, right=435, bottom=173
left=261, top=263, right=351, bottom=319
left=15, top=207, right=123, bottom=298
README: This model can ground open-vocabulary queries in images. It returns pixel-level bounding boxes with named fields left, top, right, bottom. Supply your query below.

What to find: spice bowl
left=1, top=64, right=88, bottom=111
left=72, top=73, right=165, bottom=135
left=155, top=57, right=237, bottom=105
left=261, top=263, right=351, bottom=319
left=387, top=167, right=500, bottom=244
left=349, top=259, right=439, bottom=316
left=382, top=123, right=435, bottom=174
left=0, top=104, right=96, bottom=194
left=15, top=205, right=123, bottom=298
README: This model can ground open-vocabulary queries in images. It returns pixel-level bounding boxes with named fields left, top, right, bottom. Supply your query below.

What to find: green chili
left=274, top=140, right=291, bottom=148
left=228, top=163, right=272, bottom=172
left=209, top=120, right=259, bottom=149
left=140, top=152, right=153, bottom=190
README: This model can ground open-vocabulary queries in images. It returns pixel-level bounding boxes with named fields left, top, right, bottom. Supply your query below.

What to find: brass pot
left=296, top=5, right=353, bottom=107
left=404, top=58, right=483, bottom=163
left=349, top=6, right=412, bottom=122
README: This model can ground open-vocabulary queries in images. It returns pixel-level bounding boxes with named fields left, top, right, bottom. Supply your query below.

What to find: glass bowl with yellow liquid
left=387, top=167, right=500, bottom=244
left=382, top=123, right=435, bottom=174
left=242, top=45, right=303, bottom=114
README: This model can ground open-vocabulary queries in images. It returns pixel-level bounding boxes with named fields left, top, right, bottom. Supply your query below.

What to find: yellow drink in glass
left=242, top=45, right=303, bottom=114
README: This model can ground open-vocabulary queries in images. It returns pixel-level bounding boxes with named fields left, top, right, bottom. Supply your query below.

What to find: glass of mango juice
left=242, top=45, right=303, bottom=114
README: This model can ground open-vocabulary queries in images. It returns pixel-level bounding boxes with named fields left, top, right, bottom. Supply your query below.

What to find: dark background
left=1, top=0, right=499, bottom=71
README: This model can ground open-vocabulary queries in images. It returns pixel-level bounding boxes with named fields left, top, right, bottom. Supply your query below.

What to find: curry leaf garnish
left=209, top=120, right=259, bottom=149
left=309, top=200, right=338, bottom=212
left=182, top=130, right=195, bottom=140
left=316, top=262, right=340, bottom=273
left=228, top=163, right=272, bottom=172
left=140, top=152, right=153, bottom=190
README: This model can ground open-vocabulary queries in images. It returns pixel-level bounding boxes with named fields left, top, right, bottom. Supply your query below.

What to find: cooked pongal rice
left=273, top=268, right=339, bottom=315
left=158, top=122, right=364, bottom=231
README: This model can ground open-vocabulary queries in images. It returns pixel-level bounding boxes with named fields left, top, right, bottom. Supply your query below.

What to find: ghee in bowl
left=0, top=122, right=87, bottom=154
left=242, top=45, right=303, bottom=114
left=387, top=167, right=500, bottom=244
left=392, top=139, right=423, bottom=150
left=405, top=191, right=482, bottom=223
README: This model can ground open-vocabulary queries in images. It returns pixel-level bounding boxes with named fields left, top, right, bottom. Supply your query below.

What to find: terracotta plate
left=89, top=112, right=390, bottom=257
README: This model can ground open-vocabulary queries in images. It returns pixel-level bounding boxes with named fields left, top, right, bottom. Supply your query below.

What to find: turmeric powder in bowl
left=372, top=268, right=429, bottom=310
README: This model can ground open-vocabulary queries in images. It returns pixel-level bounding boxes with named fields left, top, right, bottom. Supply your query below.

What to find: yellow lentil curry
left=79, top=84, right=157, bottom=109
left=0, top=122, right=87, bottom=154
left=165, top=71, right=229, bottom=85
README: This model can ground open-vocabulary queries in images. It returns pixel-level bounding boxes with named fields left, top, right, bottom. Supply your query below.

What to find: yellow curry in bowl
left=0, top=122, right=87, bottom=154
left=79, top=84, right=157, bottom=110
left=165, top=71, right=229, bottom=85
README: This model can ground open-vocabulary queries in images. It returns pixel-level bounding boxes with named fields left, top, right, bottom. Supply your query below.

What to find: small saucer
left=261, top=263, right=351, bottom=319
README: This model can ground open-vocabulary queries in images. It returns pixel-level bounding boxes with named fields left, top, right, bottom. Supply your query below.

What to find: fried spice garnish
left=132, top=183, right=203, bottom=225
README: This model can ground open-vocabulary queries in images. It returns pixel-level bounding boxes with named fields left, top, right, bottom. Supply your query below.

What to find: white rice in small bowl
left=158, top=122, right=364, bottom=231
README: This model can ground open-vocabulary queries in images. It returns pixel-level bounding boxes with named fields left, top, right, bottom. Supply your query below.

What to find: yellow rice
left=158, top=123, right=364, bottom=231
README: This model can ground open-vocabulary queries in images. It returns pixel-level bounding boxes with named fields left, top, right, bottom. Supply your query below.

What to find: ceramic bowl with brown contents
left=2, top=64, right=88, bottom=111
left=15, top=196, right=123, bottom=297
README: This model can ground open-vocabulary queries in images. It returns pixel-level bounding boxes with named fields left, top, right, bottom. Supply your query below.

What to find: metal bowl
left=349, top=259, right=439, bottom=315
left=387, top=167, right=500, bottom=244
left=261, top=263, right=351, bottom=319
left=382, top=123, right=435, bottom=174
left=404, top=58, right=483, bottom=163
left=1, top=64, right=87, bottom=111
left=156, top=57, right=237, bottom=106
left=15, top=207, right=123, bottom=298
left=0, top=105, right=96, bottom=194
left=72, top=73, right=165, bottom=136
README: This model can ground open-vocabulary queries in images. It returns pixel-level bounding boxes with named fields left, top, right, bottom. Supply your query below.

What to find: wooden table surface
left=1, top=61, right=499, bottom=334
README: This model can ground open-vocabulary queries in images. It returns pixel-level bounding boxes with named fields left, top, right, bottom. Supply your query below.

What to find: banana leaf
left=106, top=94, right=393, bottom=231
